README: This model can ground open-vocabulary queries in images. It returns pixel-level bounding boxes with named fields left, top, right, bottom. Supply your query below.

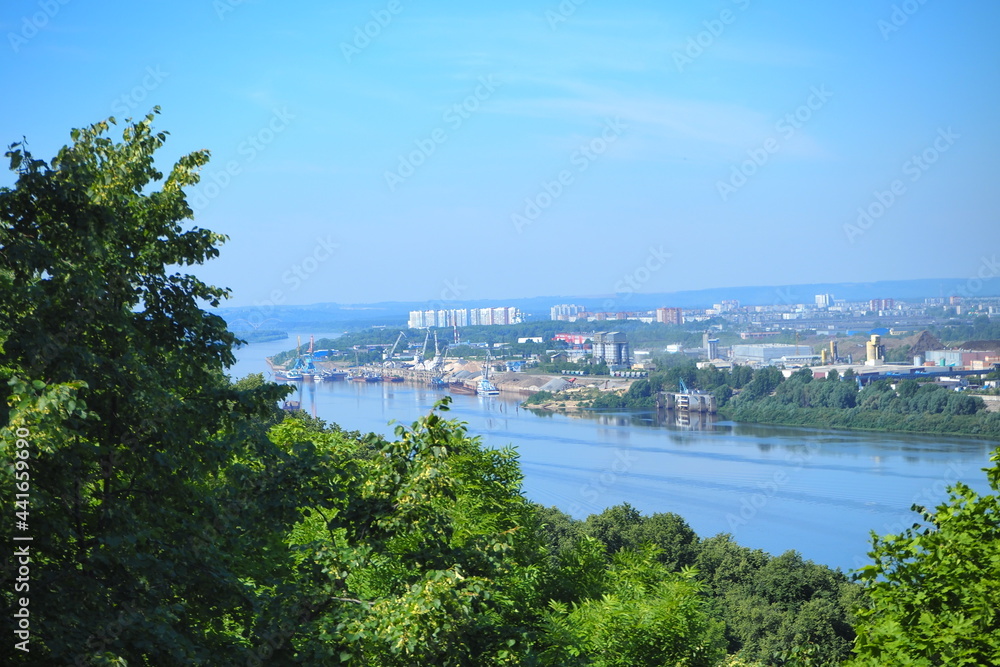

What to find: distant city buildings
left=656, top=307, right=683, bottom=325
left=409, top=294, right=1000, bottom=371
left=869, top=298, right=895, bottom=312
left=552, top=306, right=683, bottom=324
left=717, top=300, right=740, bottom=312
left=550, top=304, right=586, bottom=320
left=407, top=307, right=522, bottom=329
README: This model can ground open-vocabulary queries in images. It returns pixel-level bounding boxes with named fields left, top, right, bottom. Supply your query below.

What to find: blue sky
left=3, top=0, right=999, bottom=307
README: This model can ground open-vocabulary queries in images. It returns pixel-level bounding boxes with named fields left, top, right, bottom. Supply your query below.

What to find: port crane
left=430, top=332, right=449, bottom=374
left=417, top=331, right=430, bottom=363
left=383, top=331, right=407, bottom=368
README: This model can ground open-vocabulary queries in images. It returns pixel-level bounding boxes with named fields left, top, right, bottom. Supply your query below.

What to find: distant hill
left=215, top=277, right=996, bottom=330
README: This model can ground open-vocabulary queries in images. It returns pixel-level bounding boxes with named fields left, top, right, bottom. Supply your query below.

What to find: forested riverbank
left=720, top=367, right=1000, bottom=439
left=525, top=358, right=1000, bottom=440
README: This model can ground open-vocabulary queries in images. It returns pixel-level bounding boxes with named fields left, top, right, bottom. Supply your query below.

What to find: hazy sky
left=4, top=0, right=999, bottom=307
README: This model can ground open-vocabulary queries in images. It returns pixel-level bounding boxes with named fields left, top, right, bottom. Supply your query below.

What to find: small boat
left=383, top=375, right=404, bottom=383
left=476, top=357, right=501, bottom=396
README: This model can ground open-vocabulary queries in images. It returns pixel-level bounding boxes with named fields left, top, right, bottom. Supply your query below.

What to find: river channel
left=228, top=333, right=997, bottom=572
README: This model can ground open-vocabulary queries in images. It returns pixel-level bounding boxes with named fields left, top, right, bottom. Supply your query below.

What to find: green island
left=3, top=115, right=1000, bottom=665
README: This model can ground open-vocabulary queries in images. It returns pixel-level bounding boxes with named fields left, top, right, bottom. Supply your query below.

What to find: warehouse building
left=731, top=343, right=814, bottom=365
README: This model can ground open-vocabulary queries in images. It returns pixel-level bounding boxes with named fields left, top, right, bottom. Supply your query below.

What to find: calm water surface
left=229, top=334, right=997, bottom=572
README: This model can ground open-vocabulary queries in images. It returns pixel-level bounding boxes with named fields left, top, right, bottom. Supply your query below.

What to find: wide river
left=229, top=333, right=997, bottom=572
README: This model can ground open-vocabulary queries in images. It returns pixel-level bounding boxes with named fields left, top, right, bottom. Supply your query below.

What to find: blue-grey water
left=228, top=334, right=997, bottom=572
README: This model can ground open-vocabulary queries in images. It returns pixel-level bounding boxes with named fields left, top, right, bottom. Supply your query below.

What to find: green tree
left=584, top=503, right=643, bottom=554
left=0, top=113, right=288, bottom=664
left=534, top=504, right=585, bottom=560
left=274, top=401, right=551, bottom=665
left=695, top=535, right=859, bottom=665
left=541, top=546, right=726, bottom=667
left=850, top=447, right=1000, bottom=666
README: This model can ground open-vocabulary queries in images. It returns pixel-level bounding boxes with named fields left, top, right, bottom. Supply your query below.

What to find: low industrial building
left=731, top=343, right=813, bottom=365
left=925, top=349, right=997, bottom=368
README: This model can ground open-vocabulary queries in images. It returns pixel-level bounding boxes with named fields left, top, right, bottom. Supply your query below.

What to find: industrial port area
left=267, top=291, right=1000, bottom=415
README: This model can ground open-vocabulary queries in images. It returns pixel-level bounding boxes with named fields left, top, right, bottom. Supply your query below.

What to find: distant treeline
left=231, top=328, right=288, bottom=344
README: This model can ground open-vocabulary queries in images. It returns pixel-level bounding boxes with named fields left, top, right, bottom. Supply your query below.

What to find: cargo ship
left=449, top=382, right=476, bottom=395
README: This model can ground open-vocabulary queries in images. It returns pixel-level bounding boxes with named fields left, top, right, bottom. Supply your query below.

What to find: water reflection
left=526, top=407, right=722, bottom=432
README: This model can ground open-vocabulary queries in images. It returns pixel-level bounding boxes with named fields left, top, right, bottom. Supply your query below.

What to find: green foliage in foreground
left=538, top=505, right=861, bottom=666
